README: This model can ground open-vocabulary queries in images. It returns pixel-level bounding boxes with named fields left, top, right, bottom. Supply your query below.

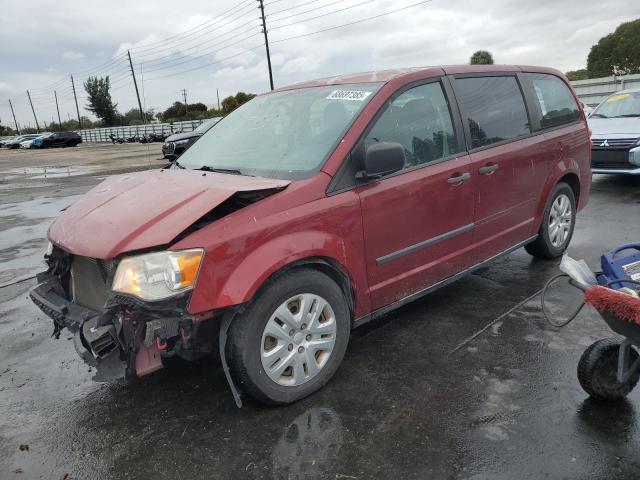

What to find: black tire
left=525, top=182, right=576, bottom=259
left=228, top=268, right=350, bottom=405
left=577, top=338, right=640, bottom=401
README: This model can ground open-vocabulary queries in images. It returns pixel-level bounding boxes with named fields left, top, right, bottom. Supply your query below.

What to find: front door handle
left=447, top=172, right=471, bottom=185
left=478, top=163, right=499, bottom=175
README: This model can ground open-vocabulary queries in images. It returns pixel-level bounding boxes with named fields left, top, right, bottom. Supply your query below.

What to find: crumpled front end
left=29, top=246, right=218, bottom=382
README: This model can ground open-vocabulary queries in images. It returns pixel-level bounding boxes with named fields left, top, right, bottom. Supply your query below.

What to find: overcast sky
left=1, top=0, right=639, bottom=130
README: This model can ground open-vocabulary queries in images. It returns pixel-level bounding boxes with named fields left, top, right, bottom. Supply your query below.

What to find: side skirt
left=354, top=235, right=538, bottom=327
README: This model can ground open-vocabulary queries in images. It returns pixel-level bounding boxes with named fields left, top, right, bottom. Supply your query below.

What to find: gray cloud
left=1, top=0, right=639, bottom=130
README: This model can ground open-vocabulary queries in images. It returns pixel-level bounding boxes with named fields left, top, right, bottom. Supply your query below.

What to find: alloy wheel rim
left=260, top=293, right=337, bottom=386
left=549, top=194, right=572, bottom=248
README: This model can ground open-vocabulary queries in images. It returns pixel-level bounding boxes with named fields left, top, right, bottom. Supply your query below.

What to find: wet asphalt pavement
left=1, top=151, right=639, bottom=479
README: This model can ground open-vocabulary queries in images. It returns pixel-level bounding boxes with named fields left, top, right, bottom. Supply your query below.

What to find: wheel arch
left=535, top=159, right=582, bottom=225
left=252, top=257, right=356, bottom=324
left=558, top=171, right=580, bottom=207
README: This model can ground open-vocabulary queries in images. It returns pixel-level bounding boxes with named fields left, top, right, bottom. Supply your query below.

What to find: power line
left=267, top=0, right=342, bottom=20
left=137, top=23, right=260, bottom=70
left=271, top=0, right=433, bottom=43
left=139, top=44, right=265, bottom=82
left=126, top=0, right=254, bottom=54
left=132, top=14, right=259, bottom=62
left=138, top=31, right=262, bottom=74
left=269, top=0, right=377, bottom=30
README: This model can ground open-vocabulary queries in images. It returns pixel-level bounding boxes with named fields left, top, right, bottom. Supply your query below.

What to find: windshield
left=592, top=91, right=640, bottom=118
left=193, top=117, right=219, bottom=134
left=177, top=83, right=382, bottom=179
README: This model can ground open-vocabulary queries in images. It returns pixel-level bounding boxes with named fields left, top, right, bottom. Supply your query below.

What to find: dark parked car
left=33, top=131, right=82, bottom=148
left=162, top=118, right=221, bottom=161
left=31, top=65, right=590, bottom=405
left=2, top=134, right=41, bottom=149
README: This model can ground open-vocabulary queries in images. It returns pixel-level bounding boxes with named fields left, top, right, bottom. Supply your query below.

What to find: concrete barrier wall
left=571, top=73, right=640, bottom=108
left=77, top=118, right=219, bottom=143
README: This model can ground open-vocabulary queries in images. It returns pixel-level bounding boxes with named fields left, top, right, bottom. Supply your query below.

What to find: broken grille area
left=70, top=256, right=113, bottom=313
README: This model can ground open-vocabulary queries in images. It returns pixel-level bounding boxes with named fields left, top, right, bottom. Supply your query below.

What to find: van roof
left=273, top=65, right=566, bottom=92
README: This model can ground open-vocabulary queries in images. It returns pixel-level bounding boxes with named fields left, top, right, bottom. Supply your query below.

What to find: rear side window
left=365, top=82, right=459, bottom=168
left=526, top=73, right=580, bottom=129
left=455, top=76, right=530, bottom=149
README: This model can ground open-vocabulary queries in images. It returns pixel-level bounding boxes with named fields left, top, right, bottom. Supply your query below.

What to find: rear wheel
left=228, top=269, right=350, bottom=405
left=577, top=338, right=640, bottom=400
left=525, top=182, right=576, bottom=259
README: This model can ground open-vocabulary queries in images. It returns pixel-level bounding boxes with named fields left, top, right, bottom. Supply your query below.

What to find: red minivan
left=31, top=65, right=591, bottom=405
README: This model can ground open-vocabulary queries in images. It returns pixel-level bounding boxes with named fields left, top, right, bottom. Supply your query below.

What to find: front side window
left=177, top=83, right=381, bottom=179
left=364, top=82, right=459, bottom=169
left=527, top=73, right=580, bottom=128
left=455, top=76, right=530, bottom=149
left=592, top=91, right=640, bottom=119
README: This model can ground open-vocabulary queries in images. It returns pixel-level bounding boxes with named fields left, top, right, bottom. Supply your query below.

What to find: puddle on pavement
left=0, top=195, right=81, bottom=286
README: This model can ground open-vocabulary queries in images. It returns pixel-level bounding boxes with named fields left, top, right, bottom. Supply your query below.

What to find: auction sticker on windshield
left=326, top=90, right=372, bottom=101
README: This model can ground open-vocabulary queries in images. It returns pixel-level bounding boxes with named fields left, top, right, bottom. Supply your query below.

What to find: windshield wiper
left=613, top=114, right=640, bottom=118
left=198, top=166, right=244, bottom=175
left=173, top=160, right=185, bottom=169
left=590, top=113, right=608, bottom=118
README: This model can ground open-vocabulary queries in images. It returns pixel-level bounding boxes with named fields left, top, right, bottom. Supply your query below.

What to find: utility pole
left=127, top=50, right=145, bottom=123
left=8, top=99, right=20, bottom=134
left=182, top=88, right=188, bottom=119
left=257, top=0, right=274, bottom=90
left=217, top=88, right=220, bottom=110
left=26, top=90, right=40, bottom=132
left=71, top=75, right=82, bottom=129
left=54, top=90, right=62, bottom=129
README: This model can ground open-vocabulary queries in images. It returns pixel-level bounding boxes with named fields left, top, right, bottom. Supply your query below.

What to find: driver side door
left=355, top=80, right=475, bottom=311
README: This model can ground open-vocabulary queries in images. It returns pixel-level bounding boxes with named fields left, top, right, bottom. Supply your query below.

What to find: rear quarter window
left=526, top=73, right=580, bottom=129
left=455, top=76, right=531, bottom=149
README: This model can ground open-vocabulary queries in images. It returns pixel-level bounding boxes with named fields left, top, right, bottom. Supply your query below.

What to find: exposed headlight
left=174, top=139, right=190, bottom=146
left=112, top=249, right=204, bottom=301
left=45, top=241, right=54, bottom=256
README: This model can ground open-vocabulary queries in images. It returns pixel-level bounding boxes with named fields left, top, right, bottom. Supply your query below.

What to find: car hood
left=165, top=131, right=200, bottom=142
left=588, top=117, right=640, bottom=136
left=48, top=169, right=290, bottom=259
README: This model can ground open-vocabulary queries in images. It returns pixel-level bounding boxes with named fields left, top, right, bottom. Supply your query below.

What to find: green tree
left=470, top=50, right=494, bottom=65
left=220, top=92, right=256, bottom=114
left=0, top=123, right=16, bottom=136
left=159, top=102, right=187, bottom=122
left=587, top=19, right=640, bottom=77
left=566, top=69, right=589, bottom=81
left=121, top=107, right=155, bottom=125
left=84, top=76, right=119, bottom=126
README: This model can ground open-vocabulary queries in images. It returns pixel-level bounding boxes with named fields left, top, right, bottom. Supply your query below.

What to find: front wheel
left=525, top=182, right=576, bottom=259
left=228, top=269, right=350, bottom=405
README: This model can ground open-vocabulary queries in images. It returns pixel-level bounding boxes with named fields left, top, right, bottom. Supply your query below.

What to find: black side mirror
left=357, top=141, right=405, bottom=180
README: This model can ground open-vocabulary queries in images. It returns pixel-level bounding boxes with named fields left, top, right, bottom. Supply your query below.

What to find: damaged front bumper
left=30, top=271, right=214, bottom=382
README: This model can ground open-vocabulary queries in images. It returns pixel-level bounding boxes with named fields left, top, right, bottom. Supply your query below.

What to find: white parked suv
left=588, top=88, right=640, bottom=175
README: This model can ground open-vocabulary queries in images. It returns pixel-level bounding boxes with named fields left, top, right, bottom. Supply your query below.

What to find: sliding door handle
left=478, top=163, right=499, bottom=175
left=447, top=172, right=471, bottom=185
